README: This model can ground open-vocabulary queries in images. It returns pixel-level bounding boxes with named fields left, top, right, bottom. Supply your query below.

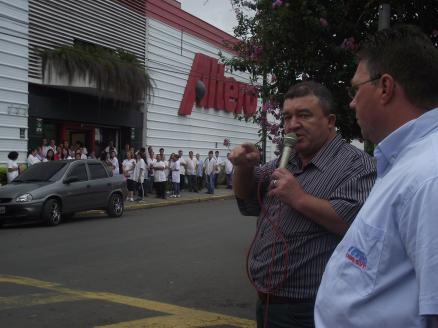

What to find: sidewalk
left=123, top=186, right=234, bottom=211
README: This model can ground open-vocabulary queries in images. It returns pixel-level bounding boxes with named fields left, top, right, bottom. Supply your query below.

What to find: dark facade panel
left=29, top=85, right=143, bottom=129
left=29, top=0, right=146, bottom=80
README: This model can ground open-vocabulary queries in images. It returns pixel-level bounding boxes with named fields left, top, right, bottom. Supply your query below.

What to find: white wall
left=145, top=18, right=273, bottom=161
left=0, top=0, right=29, bottom=164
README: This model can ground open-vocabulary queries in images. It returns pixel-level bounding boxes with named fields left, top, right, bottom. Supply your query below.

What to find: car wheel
left=107, top=193, right=123, bottom=217
left=43, top=199, right=62, bottom=226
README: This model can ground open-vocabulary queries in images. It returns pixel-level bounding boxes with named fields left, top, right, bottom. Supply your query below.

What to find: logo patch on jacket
left=346, top=246, right=367, bottom=269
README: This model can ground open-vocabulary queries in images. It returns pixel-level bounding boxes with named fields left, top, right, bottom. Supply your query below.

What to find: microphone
left=278, top=132, right=297, bottom=169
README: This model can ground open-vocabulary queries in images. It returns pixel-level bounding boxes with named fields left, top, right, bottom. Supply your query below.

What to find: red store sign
left=179, top=53, right=258, bottom=116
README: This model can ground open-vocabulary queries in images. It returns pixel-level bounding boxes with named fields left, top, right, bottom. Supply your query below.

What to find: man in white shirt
left=186, top=151, right=198, bottom=192
left=205, top=150, right=217, bottom=194
left=178, top=150, right=186, bottom=190
left=104, top=140, right=117, bottom=156
left=224, top=153, right=233, bottom=189
left=315, top=25, right=438, bottom=328
left=48, top=139, right=56, bottom=153
left=153, top=154, right=167, bottom=199
left=195, top=153, right=204, bottom=191
left=27, top=148, right=41, bottom=166
left=133, top=152, right=146, bottom=202
left=109, top=150, right=119, bottom=175
left=41, top=138, right=50, bottom=159
left=214, top=150, right=223, bottom=188
left=7, top=151, right=19, bottom=183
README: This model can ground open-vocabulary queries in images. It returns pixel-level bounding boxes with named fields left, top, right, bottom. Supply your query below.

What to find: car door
left=87, top=162, right=111, bottom=208
left=62, top=163, right=91, bottom=212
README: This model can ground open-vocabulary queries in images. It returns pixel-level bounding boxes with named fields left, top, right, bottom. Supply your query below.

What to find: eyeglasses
left=346, top=75, right=381, bottom=99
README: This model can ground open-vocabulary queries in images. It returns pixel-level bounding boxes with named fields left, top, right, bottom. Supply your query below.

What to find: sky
left=179, top=0, right=238, bottom=35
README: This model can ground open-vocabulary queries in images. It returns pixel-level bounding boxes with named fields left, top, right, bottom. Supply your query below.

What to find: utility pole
left=365, top=3, right=390, bottom=155
left=378, top=3, right=391, bottom=30
left=261, top=72, right=268, bottom=164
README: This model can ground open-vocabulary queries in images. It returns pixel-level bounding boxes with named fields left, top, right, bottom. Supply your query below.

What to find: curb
left=124, top=193, right=235, bottom=210
left=78, top=192, right=235, bottom=216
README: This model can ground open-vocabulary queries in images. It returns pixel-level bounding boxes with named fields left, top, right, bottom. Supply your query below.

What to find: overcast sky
left=180, top=0, right=237, bottom=35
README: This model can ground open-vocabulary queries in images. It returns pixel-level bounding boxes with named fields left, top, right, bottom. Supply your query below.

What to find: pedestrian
left=205, top=150, right=217, bottom=194
left=169, top=153, right=181, bottom=198
left=147, top=148, right=155, bottom=193
left=40, top=138, right=49, bottom=159
left=54, top=145, right=62, bottom=160
left=139, top=147, right=149, bottom=197
left=61, top=147, right=72, bottom=160
left=104, top=140, right=117, bottom=156
left=230, top=81, right=376, bottom=327
left=46, top=148, right=55, bottom=161
left=315, top=25, right=438, bottom=328
left=27, top=147, right=41, bottom=166
left=133, top=152, right=146, bottom=202
left=214, top=150, right=223, bottom=187
left=7, top=151, right=19, bottom=183
left=195, top=153, right=203, bottom=191
left=178, top=150, right=186, bottom=190
left=186, top=151, right=198, bottom=192
left=122, top=151, right=136, bottom=202
left=109, top=150, right=120, bottom=175
left=153, top=154, right=166, bottom=199
left=74, top=150, right=82, bottom=160
left=224, top=153, right=233, bottom=189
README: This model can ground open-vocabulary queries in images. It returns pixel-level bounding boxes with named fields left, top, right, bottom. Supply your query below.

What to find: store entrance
left=95, top=127, right=120, bottom=158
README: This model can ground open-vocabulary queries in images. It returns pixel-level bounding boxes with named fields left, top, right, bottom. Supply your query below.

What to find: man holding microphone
left=230, top=81, right=376, bottom=327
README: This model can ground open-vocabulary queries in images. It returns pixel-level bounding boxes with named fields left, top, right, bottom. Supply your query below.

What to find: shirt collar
left=374, top=107, right=438, bottom=176
left=289, top=134, right=344, bottom=172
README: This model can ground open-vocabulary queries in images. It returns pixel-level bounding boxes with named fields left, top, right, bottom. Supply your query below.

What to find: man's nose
left=349, top=97, right=356, bottom=110
left=287, top=116, right=301, bottom=131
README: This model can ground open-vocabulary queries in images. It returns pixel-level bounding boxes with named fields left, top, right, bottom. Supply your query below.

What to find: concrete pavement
left=123, top=186, right=235, bottom=210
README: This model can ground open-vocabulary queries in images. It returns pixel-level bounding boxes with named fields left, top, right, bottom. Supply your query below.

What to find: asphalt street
left=0, top=199, right=257, bottom=327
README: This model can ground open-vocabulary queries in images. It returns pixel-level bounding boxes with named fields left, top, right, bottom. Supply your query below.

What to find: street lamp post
left=378, top=3, right=391, bottom=30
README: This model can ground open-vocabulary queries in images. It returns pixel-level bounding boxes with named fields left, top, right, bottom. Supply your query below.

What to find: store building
left=27, top=0, right=146, bottom=157
left=0, top=0, right=29, bottom=164
left=1, top=0, right=272, bottom=164
left=142, top=0, right=270, bottom=159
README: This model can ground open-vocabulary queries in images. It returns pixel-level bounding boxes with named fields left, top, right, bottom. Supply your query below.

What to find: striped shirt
left=237, top=134, right=376, bottom=300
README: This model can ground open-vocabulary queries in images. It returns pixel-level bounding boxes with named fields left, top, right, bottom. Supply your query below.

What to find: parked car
left=0, top=159, right=127, bottom=226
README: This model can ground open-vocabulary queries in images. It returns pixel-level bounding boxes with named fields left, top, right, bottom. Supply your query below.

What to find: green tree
left=225, top=0, right=438, bottom=146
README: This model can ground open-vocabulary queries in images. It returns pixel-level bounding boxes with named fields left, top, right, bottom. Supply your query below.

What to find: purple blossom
left=272, top=136, right=282, bottom=144
left=341, top=37, right=355, bottom=51
left=432, top=30, right=438, bottom=38
left=271, top=74, right=277, bottom=83
left=262, top=101, right=273, bottom=112
left=272, top=0, right=283, bottom=9
left=269, top=123, right=280, bottom=135
left=319, top=18, right=328, bottom=28
left=250, top=45, right=263, bottom=61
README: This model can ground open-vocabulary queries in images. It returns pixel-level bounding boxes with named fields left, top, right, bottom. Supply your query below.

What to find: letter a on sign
left=179, top=53, right=258, bottom=116
left=179, top=54, right=211, bottom=115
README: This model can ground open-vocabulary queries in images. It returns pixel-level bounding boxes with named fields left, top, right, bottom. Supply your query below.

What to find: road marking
left=0, top=293, right=84, bottom=310
left=0, top=275, right=255, bottom=327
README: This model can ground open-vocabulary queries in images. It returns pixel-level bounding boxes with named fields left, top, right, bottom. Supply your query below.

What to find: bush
left=0, top=163, right=27, bottom=186
left=0, top=166, right=7, bottom=186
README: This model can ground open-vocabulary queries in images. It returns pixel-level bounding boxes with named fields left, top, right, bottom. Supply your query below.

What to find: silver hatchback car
left=0, top=159, right=127, bottom=226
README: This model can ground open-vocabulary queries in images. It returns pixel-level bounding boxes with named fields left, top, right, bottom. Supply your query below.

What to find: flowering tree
left=224, top=0, right=438, bottom=153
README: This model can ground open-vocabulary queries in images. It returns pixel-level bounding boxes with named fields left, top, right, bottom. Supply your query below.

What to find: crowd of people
left=7, top=138, right=234, bottom=200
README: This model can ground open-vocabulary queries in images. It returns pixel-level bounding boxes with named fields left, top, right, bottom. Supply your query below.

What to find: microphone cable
left=245, top=168, right=290, bottom=328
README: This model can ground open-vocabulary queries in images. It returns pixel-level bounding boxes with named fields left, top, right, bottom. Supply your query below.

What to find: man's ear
left=380, top=74, right=396, bottom=105
left=327, top=114, right=336, bottom=129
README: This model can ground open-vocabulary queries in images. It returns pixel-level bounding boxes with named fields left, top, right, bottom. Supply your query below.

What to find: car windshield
left=13, top=162, right=68, bottom=182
